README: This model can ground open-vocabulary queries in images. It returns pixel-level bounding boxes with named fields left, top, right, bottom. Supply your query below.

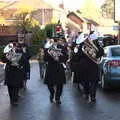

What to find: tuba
left=47, top=44, right=63, bottom=62
left=82, top=37, right=102, bottom=64
left=6, top=50, right=22, bottom=67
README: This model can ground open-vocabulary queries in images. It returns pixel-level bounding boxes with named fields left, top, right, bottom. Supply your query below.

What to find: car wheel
left=101, top=74, right=108, bottom=90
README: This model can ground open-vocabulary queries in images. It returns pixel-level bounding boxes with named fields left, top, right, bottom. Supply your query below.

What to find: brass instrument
left=6, top=50, right=22, bottom=67
left=47, top=44, right=63, bottom=62
left=82, top=38, right=101, bottom=64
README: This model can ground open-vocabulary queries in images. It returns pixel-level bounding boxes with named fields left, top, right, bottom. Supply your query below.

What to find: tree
left=14, top=4, right=39, bottom=43
left=80, top=0, right=101, bottom=23
left=14, top=4, right=39, bottom=32
left=101, top=0, right=114, bottom=19
left=32, top=26, right=46, bottom=46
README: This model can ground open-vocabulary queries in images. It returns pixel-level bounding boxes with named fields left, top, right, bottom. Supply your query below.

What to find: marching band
left=2, top=30, right=104, bottom=106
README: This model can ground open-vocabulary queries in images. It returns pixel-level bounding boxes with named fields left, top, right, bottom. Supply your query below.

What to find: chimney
left=59, top=4, right=64, bottom=9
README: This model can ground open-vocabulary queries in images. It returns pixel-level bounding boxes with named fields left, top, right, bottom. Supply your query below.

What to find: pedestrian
left=44, top=38, right=68, bottom=105
left=37, top=47, right=46, bottom=80
left=3, top=43, right=28, bottom=105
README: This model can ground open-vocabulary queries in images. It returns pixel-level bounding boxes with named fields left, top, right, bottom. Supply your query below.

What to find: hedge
left=0, top=46, right=5, bottom=61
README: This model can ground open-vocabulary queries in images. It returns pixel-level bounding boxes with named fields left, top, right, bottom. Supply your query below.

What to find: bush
left=0, top=46, right=5, bottom=61
left=32, top=26, right=46, bottom=47
left=45, top=24, right=56, bottom=38
left=28, top=45, right=40, bottom=58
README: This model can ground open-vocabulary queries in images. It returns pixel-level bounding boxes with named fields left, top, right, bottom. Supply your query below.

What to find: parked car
left=99, top=45, right=120, bottom=89
left=98, top=36, right=116, bottom=47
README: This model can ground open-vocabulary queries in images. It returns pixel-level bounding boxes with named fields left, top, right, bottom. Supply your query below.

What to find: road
left=0, top=64, right=4, bottom=84
left=0, top=61, right=120, bottom=120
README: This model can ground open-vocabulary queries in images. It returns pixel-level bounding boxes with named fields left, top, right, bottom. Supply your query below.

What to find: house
left=67, top=12, right=99, bottom=34
left=1, top=0, right=68, bottom=28
left=98, top=18, right=118, bottom=36
left=0, top=0, right=69, bottom=44
left=32, top=3, right=68, bottom=29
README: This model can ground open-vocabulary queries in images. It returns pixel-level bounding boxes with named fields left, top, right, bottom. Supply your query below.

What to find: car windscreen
left=111, top=47, right=120, bottom=57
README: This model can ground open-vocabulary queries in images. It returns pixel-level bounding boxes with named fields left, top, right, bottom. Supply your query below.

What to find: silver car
left=99, top=45, right=120, bottom=89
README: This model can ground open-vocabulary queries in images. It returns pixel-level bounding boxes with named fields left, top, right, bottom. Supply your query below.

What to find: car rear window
left=111, top=47, right=120, bottom=57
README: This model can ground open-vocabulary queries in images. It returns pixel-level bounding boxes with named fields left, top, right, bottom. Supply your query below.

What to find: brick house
left=67, top=12, right=99, bottom=34
left=32, top=3, right=68, bottom=29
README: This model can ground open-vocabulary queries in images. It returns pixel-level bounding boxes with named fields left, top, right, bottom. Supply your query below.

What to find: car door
left=99, top=47, right=109, bottom=80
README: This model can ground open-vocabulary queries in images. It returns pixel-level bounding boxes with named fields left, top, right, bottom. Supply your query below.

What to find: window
left=111, top=47, right=120, bottom=57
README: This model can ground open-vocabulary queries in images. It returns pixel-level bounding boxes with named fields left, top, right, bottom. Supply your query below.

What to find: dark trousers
left=39, top=62, right=46, bottom=79
left=83, top=79, right=98, bottom=99
left=7, top=86, right=19, bottom=103
left=47, top=84, right=63, bottom=100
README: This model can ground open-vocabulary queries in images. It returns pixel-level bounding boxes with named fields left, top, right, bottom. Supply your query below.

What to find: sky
left=45, top=0, right=105, bottom=10
left=2, top=0, right=105, bottom=11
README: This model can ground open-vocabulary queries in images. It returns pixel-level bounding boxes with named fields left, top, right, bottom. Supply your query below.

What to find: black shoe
left=56, top=100, right=61, bottom=105
left=50, top=95, right=54, bottom=103
left=91, top=98, right=96, bottom=103
left=84, top=95, right=89, bottom=101
left=10, top=101, right=19, bottom=106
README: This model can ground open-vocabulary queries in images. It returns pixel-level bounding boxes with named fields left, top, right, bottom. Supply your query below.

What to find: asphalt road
left=0, top=61, right=120, bottom=120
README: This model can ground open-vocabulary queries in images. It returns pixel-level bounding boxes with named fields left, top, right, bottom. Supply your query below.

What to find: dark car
left=98, top=36, right=116, bottom=47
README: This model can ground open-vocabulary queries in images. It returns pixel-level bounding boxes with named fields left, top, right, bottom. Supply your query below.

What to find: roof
left=3, top=0, right=52, bottom=10
left=67, top=12, right=99, bottom=25
left=105, top=45, right=120, bottom=49
left=66, top=18, right=81, bottom=32
left=67, top=12, right=84, bottom=22
left=0, top=0, right=53, bottom=25
left=83, top=18, right=99, bottom=26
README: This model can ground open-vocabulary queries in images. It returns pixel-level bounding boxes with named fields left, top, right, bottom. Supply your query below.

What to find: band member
left=70, top=44, right=84, bottom=86
left=70, top=32, right=86, bottom=86
left=81, top=31, right=104, bottom=102
left=20, top=43, right=31, bottom=89
left=70, top=31, right=104, bottom=102
left=3, top=43, right=28, bottom=105
left=44, top=38, right=68, bottom=105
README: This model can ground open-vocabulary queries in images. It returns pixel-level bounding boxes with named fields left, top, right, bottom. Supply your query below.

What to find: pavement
left=0, top=61, right=120, bottom=120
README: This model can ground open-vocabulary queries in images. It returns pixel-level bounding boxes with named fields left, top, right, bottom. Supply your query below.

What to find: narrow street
left=0, top=61, right=120, bottom=120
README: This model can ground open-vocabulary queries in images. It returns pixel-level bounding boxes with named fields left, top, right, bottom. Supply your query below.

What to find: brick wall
left=32, top=9, right=53, bottom=25
left=68, top=14, right=83, bottom=30
left=0, top=25, right=16, bottom=35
